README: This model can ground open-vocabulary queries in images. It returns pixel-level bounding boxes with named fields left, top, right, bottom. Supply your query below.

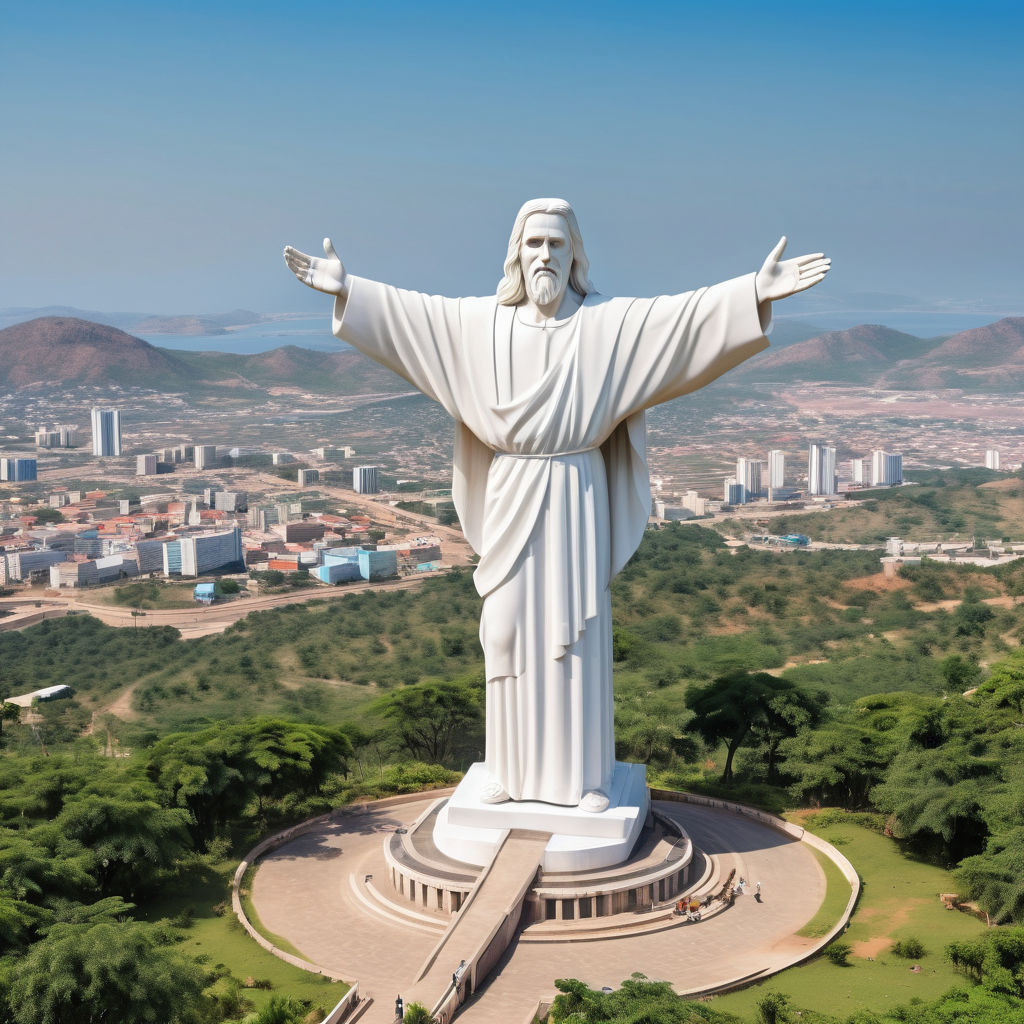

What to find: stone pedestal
left=432, top=761, right=650, bottom=872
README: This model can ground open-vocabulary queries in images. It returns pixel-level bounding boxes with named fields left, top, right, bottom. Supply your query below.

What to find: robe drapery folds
left=333, top=276, right=769, bottom=805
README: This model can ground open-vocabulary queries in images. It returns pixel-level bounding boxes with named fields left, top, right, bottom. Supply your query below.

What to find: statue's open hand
left=755, top=237, right=831, bottom=304
left=283, top=238, right=347, bottom=295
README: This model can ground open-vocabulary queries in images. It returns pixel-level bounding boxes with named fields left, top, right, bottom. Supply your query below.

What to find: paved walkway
left=250, top=796, right=827, bottom=1023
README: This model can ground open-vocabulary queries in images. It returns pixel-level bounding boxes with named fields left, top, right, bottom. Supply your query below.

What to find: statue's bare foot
left=479, top=778, right=510, bottom=804
left=579, top=790, right=610, bottom=813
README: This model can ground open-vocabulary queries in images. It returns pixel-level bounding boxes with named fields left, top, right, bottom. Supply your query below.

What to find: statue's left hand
left=755, top=237, right=831, bottom=303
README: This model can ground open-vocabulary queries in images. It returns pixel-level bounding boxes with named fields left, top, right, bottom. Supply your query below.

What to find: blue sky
left=2, top=0, right=1021, bottom=316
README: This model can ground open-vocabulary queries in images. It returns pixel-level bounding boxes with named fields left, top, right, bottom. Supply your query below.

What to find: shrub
left=891, top=936, right=926, bottom=959
left=825, top=941, right=852, bottom=965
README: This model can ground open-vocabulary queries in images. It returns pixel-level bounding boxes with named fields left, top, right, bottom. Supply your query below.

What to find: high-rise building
left=683, top=490, right=708, bottom=516
left=735, top=457, right=765, bottom=502
left=850, top=458, right=866, bottom=485
left=871, top=450, right=903, bottom=486
left=353, top=465, right=380, bottom=494
left=169, top=527, right=243, bottom=577
left=194, top=445, right=218, bottom=471
left=297, top=468, right=320, bottom=487
left=91, top=408, right=122, bottom=457
left=0, top=457, right=37, bottom=482
left=312, top=446, right=355, bottom=461
left=136, top=454, right=158, bottom=476
left=213, top=491, right=247, bottom=513
left=807, top=443, right=837, bottom=496
left=35, top=424, right=76, bottom=448
left=985, top=449, right=1001, bottom=470
left=723, top=476, right=744, bottom=505
left=768, top=450, right=786, bottom=490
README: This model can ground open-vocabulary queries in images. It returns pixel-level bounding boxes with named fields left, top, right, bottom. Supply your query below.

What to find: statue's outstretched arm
left=283, top=237, right=348, bottom=297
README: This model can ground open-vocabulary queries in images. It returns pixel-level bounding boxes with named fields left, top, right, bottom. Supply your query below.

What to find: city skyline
left=3, top=2, right=1021, bottom=317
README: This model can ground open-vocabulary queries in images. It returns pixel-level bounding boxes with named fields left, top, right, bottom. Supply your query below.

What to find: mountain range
left=1, top=314, right=1022, bottom=396
left=0, top=317, right=407, bottom=395
left=729, top=318, right=1024, bottom=390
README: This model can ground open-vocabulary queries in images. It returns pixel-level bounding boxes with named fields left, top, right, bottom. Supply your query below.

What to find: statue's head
left=496, top=198, right=595, bottom=307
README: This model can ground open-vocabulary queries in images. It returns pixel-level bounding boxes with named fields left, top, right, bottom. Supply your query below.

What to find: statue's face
left=519, top=213, right=572, bottom=308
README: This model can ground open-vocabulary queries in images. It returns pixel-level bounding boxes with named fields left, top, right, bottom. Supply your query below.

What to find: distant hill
left=0, top=316, right=409, bottom=396
left=4, top=313, right=1023, bottom=397
left=174, top=345, right=409, bottom=394
left=0, top=317, right=199, bottom=389
left=736, top=325, right=932, bottom=383
left=737, top=317, right=1024, bottom=391
left=879, top=317, right=1024, bottom=389
left=0, top=306, right=264, bottom=335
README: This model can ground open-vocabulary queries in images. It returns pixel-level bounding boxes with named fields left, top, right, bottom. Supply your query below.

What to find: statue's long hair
left=496, top=198, right=595, bottom=306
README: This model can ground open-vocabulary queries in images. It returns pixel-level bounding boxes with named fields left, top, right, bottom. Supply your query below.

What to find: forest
left=2, top=507, right=1024, bottom=1022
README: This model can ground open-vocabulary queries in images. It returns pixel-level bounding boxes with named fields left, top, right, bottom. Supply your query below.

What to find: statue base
left=432, top=761, right=650, bottom=872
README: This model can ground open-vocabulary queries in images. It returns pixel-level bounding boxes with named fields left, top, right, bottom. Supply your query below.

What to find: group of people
left=733, top=877, right=763, bottom=901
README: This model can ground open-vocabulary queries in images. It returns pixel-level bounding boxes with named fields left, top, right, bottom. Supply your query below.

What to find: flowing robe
left=333, top=274, right=768, bottom=806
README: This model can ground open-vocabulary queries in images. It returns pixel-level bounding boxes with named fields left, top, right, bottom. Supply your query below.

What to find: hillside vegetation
left=3, top=495, right=1024, bottom=1023
left=742, top=468, right=1024, bottom=544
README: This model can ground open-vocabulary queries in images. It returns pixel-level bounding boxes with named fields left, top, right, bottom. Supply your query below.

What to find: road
left=0, top=570, right=463, bottom=639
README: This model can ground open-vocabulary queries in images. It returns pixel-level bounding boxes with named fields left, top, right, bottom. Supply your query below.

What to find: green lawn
left=142, top=857, right=348, bottom=1018
left=796, top=845, right=852, bottom=939
left=710, top=812, right=987, bottom=1021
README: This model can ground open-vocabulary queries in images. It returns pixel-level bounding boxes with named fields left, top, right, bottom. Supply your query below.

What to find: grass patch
left=142, top=857, right=348, bottom=1014
left=710, top=814, right=986, bottom=1021
left=796, top=844, right=853, bottom=938
left=239, top=862, right=309, bottom=961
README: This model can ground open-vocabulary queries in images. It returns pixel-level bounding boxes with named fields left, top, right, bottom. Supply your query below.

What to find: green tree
left=8, top=920, right=204, bottom=1024
left=243, top=995, right=308, bottom=1024
left=687, top=671, right=822, bottom=784
left=149, top=719, right=352, bottom=839
left=0, top=700, right=20, bottom=737
left=376, top=680, right=481, bottom=765
left=779, top=718, right=889, bottom=808
left=871, top=739, right=992, bottom=860
left=548, top=974, right=732, bottom=1023
left=44, top=793, right=192, bottom=897
left=955, top=828, right=1024, bottom=924
left=401, top=1003, right=435, bottom=1024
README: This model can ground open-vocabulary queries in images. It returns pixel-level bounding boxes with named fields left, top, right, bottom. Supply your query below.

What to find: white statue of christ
left=285, top=199, right=829, bottom=813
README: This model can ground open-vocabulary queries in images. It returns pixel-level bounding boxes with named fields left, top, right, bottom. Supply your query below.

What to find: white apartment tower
left=985, top=449, right=1001, bottom=470
left=735, top=457, right=765, bottom=503
left=353, top=465, right=380, bottom=494
left=194, top=445, right=218, bottom=470
left=91, top=408, right=122, bottom=457
left=768, top=450, right=786, bottom=490
left=850, top=458, right=866, bottom=485
left=871, top=450, right=903, bottom=486
left=136, top=454, right=158, bottom=476
left=807, top=443, right=837, bottom=496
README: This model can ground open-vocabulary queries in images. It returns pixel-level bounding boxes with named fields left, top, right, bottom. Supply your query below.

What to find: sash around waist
left=493, top=445, right=599, bottom=460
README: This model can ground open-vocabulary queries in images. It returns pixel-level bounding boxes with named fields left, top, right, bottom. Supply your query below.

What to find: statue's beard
left=528, top=270, right=561, bottom=307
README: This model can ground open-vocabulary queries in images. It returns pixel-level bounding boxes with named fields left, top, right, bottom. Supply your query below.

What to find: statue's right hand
left=283, top=237, right=347, bottom=295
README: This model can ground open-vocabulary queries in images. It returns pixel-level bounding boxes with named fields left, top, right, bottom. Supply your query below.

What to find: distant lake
left=139, top=316, right=351, bottom=354
left=140, top=310, right=1016, bottom=355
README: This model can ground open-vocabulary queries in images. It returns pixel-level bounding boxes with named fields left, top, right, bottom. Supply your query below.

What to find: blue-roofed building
left=194, top=582, right=216, bottom=603
left=313, top=561, right=362, bottom=584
